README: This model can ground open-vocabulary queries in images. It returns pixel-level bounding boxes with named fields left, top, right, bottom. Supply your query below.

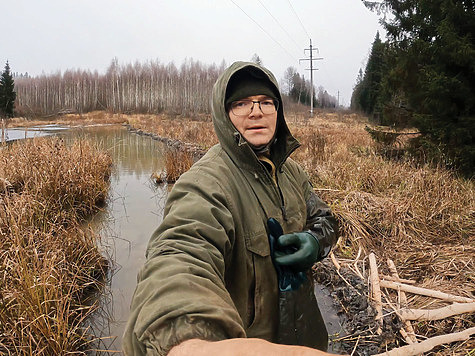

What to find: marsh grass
left=164, top=149, right=194, bottom=183
left=292, top=111, right=474, bottom=352
left=292, top=116, right=474, bottom=291
left=0, top=137, right=112, bottom=354
left=7, top=111, right=128, bottom=128
left=127, top=114, right=218, bottom=149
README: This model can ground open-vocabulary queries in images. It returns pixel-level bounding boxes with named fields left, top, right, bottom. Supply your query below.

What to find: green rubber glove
left=274, top=232, right=320, bottom=272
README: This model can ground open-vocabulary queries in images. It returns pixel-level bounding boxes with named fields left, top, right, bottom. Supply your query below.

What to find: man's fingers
left=276, top=233, right=300, bottom=248
left=275, top=250, right=306, bottom=266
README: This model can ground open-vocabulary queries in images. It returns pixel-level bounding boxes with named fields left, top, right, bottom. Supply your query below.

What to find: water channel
left=4, top=125, right=343, bottom=354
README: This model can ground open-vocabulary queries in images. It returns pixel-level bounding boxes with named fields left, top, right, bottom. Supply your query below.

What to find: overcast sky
left=1, top=0, right=385, bottom=107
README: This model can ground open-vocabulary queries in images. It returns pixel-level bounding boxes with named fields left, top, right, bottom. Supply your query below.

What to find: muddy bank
left=314, top=259, right=403, bottom=355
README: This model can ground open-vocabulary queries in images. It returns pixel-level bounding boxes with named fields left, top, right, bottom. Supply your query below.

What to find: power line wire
left=229, top=0, right=297, bottom=61
left=286, top=0, right=310, bottom=40
left=256, top=0, right=302, bottom=52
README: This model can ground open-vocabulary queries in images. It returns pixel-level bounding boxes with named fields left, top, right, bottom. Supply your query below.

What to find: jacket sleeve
left=298, top=166, right=338, bottom=261
left=304, top=182, right=339, bottom=261
left=122, top=171, right=246, bottom=355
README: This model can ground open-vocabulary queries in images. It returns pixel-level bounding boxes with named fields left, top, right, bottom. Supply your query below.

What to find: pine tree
left=351, top=32, right=386, bottom=118
left=0, top=61, right=16, bottom=118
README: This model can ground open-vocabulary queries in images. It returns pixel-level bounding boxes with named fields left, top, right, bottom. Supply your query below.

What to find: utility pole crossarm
left=299, top=39, right=323, bottom=117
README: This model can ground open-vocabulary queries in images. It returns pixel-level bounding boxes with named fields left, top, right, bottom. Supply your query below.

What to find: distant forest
left=13, top=58, right=337, bottom=118
left=14, top=59, right=224, bottom=117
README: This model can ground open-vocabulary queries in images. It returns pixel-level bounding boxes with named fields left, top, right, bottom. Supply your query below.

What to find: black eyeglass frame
left=229, top=99, right=279, bottom=117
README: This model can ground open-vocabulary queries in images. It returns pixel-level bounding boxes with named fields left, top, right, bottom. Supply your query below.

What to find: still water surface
left=59, top=126, right=169, bottom=351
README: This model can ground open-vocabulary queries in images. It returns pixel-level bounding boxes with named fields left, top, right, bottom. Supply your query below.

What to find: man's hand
left=274, top=232, right=319, bottom=271
left=168, top=338, right=346, bottom=356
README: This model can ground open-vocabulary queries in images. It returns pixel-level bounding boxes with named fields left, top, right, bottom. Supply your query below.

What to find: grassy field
left=0, top=137, right=112, bottom=354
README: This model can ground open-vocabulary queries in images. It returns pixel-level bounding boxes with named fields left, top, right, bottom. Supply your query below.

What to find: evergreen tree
left=351, top=69, right=364, bottom=111
left=0, top=61, right=16, bottom=118
left=363, top=0, right=475, bottom=175
left=351, top=32, right=386, bottom=118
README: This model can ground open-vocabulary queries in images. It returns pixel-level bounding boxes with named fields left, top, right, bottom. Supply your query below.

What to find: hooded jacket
left=123, top=62, right=338, bottom=355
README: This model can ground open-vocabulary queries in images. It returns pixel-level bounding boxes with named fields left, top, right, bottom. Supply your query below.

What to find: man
left=123, top=62, right=340, bottom=355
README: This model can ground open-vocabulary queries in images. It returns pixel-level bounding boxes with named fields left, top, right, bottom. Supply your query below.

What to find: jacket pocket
left=244, top=229, right=270, bottom=257
left=243, top=229, right=276, bottom=338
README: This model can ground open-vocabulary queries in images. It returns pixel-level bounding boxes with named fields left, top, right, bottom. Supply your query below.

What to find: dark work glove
left=274, top=232, right=320, bottom=272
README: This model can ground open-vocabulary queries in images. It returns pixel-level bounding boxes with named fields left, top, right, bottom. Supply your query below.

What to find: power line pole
left=299, top=39, right=322, bottom=117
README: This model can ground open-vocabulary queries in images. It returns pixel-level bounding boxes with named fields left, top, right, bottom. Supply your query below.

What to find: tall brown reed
left=127, top=114, right=218, bottom=149
left=164, top=149, right=194, bottom=183
left=293, top=115, right=474, bottom=285
left=0, top=137, right=112, bottom=355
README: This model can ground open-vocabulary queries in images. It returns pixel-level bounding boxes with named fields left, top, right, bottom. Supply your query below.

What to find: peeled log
left=400, top=302, right=475, bottom=321
left=374, top=327, right=475, bottom=356
left=369, top=253, right=383, bottom=334
left=379, top=280, right=474, bottom=303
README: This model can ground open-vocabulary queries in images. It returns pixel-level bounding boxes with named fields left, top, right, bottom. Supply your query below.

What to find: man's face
left=228, top=95, right=278, bottom=148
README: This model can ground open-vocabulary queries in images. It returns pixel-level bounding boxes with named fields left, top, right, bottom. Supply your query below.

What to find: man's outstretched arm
left=169, top=338, right=346, bottom=356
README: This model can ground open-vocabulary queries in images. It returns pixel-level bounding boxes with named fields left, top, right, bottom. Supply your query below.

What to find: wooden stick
left=353, top=246, right=364, bottom=280
left=373, top=326, right=475, bottom=356
left=379, top=280, right=475, bottom=303
left=369, top=253, right=383, bottom=334
left=381, top=274, right=416, bottom=284
left=330, top=251, right=341, bottom=270
left=400, top=302, right=475, bottom=321
left=387, top=259, right=417, bottom=344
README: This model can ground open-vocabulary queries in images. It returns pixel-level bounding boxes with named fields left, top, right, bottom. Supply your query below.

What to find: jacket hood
left=211, top=61, right=300, bottom=171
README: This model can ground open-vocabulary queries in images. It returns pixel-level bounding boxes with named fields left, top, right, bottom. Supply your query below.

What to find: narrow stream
left=6, top=125, right=343, bottom=354
left=61, top=126, right=169, bottom=351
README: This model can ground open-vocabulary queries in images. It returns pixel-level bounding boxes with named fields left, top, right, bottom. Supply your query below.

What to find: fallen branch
left=381, top=274, right=416, bottom=285
left=374, top=326, right=475, bottom=356
left=353, top=246, right=364, bottom=280
left=379, top=280, right=474, bottom=303
left=330, top=251, right=341, bottom=270
left=369, top=253, right=383, bottom=334
left=400, top=302, right=475, bottom=321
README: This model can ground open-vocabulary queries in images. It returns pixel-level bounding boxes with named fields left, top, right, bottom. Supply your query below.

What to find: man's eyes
left=234, top=101, right=249, bottom=107
left=261, top=100, right=274, bottom=106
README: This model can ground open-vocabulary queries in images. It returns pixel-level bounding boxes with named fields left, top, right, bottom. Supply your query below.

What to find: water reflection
left=59, top=126, right=168, bottom=352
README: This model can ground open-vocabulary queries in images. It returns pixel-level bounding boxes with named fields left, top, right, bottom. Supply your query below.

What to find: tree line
left=352, top=0, right=475, bottom=176
left=281, top=66, right=338, bottom=108
left=13, top=56, right=338, bottom=118
left=14, top=58, right=227, bottom=117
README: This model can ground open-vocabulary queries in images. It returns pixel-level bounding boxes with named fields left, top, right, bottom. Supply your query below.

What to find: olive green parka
left=123, top=62, right=338, bottom=355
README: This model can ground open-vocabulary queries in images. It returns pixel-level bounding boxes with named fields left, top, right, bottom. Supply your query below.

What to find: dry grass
left=126, top=114, right=218, bottom=150
left=290, top=110, right=474, bottom=354
left=152, top=149, right=195, bottom=184
left=6, top=111, right=128, bottom=128
left=291, top=113, right=474, bottom=291
left=0, top=137, right=112, bottom=354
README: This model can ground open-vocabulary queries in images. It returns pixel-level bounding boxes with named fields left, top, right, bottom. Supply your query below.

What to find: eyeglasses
left=230, top=99, right=278, bottom=116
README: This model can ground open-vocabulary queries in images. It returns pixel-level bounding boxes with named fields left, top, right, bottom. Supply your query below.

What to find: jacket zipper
left=275, top=174, right=287, bottom=222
